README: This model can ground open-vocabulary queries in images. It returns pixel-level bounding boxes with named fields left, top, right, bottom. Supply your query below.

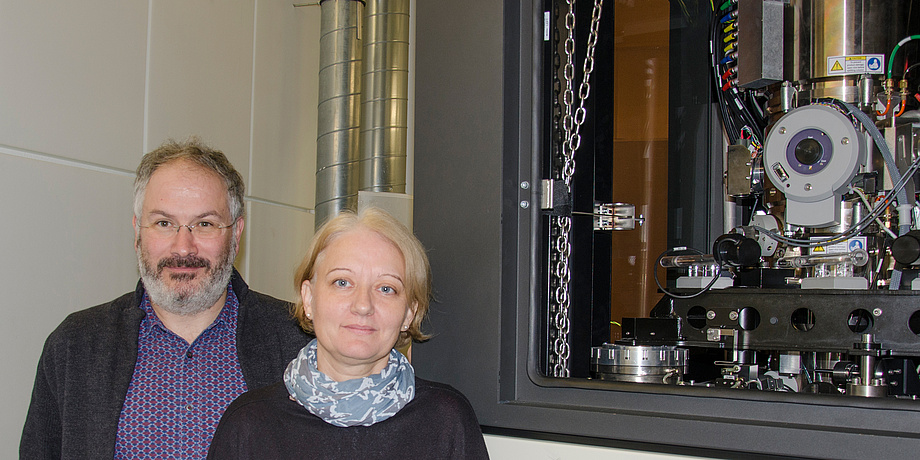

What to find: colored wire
left=853, top=187, right=897, bottom=239
left=753, top=152, right=920, bottom=248
left=710, top=11, right=738, bottom=141
left=710, top=5, right=765, bottom=147
left=877, top=97, right=892, bottom=116
left=887, top=35, right=920, bottom=79
left=905, top=62, right=920, bottom=79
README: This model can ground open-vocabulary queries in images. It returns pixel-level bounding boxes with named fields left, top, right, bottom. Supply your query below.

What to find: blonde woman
left=208, top=208, right=489, bottom=459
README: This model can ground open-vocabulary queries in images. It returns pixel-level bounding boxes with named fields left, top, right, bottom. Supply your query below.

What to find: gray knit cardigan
left=20, top=270, right=311, bottom=459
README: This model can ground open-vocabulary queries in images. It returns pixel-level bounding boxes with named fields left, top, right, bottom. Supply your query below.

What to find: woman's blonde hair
left=293, top=208, right=431, bottom=348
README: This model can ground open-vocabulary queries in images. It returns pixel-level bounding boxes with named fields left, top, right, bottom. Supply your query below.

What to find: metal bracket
left=541, top=179, right=572, bottom=216
left=593, top=203, right=644, bottom=231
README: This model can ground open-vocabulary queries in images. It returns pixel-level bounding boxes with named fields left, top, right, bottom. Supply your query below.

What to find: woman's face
left=302, top=227, right=416, bottom=381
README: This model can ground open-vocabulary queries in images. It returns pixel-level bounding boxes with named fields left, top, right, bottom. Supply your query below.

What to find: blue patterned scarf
left=283, top=339, right=416, bottom=427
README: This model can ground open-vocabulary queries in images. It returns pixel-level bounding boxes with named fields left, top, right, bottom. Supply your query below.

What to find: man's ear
left=133, top=215, right=140, bottom=251
left=232, top=217, right=245, bottom=247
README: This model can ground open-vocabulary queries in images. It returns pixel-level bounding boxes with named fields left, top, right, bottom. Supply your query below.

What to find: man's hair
left=134, top=137, right=245, bottom=221
left=293, top=208, right=432, bottom=349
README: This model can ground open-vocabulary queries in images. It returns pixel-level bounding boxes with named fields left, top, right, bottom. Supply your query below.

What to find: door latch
left=593, top=203, right=644, bottom=231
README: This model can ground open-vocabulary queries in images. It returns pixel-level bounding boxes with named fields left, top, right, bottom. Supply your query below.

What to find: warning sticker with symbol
left=827, top=54, right=885, bottom=76
left=809, top=236, right=867, bottom=255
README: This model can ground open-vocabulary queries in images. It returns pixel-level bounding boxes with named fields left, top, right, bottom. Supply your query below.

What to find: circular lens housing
left=794, top=138, right=823, bottom=165
left=784, top=128, right=833, bottom=175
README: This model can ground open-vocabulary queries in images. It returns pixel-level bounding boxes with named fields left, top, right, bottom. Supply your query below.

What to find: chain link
left=559, top=0, right=578, bottom=188
left=550, top=215, right=572, bottom=377
left=549, top=0, right=603, bottom=378
left=563, top=0, right=603, bottom=181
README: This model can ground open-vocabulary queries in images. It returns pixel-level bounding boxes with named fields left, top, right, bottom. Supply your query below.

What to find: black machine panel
left=412, top=0, right=920, bottom=458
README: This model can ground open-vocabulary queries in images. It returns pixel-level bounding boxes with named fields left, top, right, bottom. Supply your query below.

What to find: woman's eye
left=379, top=286, right=395, bottom=294
left=334, top=279, right=350, bottom=288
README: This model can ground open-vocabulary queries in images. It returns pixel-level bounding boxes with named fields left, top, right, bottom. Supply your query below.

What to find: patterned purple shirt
left=114, top=285, right=247, bottom=459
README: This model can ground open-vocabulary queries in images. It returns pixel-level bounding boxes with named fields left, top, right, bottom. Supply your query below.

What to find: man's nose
left=170, top=226, right=199, bottom=256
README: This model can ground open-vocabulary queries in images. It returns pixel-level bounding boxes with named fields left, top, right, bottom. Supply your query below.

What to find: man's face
left=134, top=159, right=244, bottom=316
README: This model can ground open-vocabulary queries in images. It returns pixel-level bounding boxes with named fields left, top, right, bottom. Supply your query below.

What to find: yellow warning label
left=827, top=54, right=885, bottom=75
left=812, top=245, right=827, bottom=254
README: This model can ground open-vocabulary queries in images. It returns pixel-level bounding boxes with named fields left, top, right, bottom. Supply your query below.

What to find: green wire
left=719, top=0, right=732, bottom=11
left=888, top=35, right=920, bottom=78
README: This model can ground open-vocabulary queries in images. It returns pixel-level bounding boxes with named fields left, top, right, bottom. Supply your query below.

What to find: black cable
left=753, top=152, right=920, bottom=247
left=710, top=8, right=739, bottom=144
left=654, top=247, right=726, bottom=299
left=905, top=62, right=920, bottom=79
left=709, top=4, right=767, bottom=147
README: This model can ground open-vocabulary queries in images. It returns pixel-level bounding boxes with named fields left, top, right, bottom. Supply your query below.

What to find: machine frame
left=412, top=1, right=920, bottom=458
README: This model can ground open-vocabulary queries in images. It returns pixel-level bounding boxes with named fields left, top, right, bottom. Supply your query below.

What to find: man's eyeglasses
left=138, top=220, right=233, bottom=239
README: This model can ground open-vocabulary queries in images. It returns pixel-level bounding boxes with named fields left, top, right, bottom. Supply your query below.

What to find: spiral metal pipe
left=315, top=0, right=363, bottom=228
left=315, top=0, right=410, bottom=228
left=359, top=0, right=410, bottom=193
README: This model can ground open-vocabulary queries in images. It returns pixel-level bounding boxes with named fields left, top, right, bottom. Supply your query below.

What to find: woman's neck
left=315, top=348, right=390, bottom=382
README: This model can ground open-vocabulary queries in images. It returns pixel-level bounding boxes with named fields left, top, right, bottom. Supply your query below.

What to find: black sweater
left=20, top=270, right=311, bottom=460
left=207, top=378, right=490, bottom=459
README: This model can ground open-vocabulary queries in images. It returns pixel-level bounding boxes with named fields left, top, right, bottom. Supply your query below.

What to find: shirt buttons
left=186, top=404, right=193, bottom=411
left=186, top=351, right=193, bottom=359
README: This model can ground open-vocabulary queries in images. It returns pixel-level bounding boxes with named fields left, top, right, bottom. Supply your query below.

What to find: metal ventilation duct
left=359, top=0, right=410, bottom=193
left=315, top=0, right=410, bottom=228
left=315, top=0, right=363, bottom=228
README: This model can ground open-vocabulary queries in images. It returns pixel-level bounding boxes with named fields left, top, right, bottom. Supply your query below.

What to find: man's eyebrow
left=146, top=210, right=224, bottom=220
left=146, top=210, right=175, bottom=219
left=194, top=211, right=224, bottom=220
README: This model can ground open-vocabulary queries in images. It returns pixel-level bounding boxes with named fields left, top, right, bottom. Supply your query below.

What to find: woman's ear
left=402, top=301, right=418, bottom=330
left=301, top=280, right=314, bottom=318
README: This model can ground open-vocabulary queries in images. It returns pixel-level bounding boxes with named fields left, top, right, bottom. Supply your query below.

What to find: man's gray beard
left=137, top=236, right=237, bottom=317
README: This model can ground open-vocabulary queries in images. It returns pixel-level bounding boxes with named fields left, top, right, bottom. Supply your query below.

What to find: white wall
left=0, top=0, right=318, bottom=457
left=484, top=435, right=710, bottom=460
left=0, top=1, right=698, bottom=459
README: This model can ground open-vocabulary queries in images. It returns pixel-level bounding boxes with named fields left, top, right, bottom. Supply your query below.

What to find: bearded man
left=20, top=139, right=310, bottom=459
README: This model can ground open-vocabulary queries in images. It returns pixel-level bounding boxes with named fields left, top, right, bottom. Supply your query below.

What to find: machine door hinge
left=541, top=179, right=572, bottom=216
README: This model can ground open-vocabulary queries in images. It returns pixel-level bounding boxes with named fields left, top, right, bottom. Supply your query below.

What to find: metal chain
left=559, top=0, right=578, bottom=186
left=560, top=0, right=603, bottom=187
left=550, top=215, right=572, bottom=377
left=549, top=0, right=603, bottom=378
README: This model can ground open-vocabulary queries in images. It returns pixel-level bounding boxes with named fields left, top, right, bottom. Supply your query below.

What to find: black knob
left=713, top=234, right=761, bottom=267
left=892, top=230, right=920, bottom=266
